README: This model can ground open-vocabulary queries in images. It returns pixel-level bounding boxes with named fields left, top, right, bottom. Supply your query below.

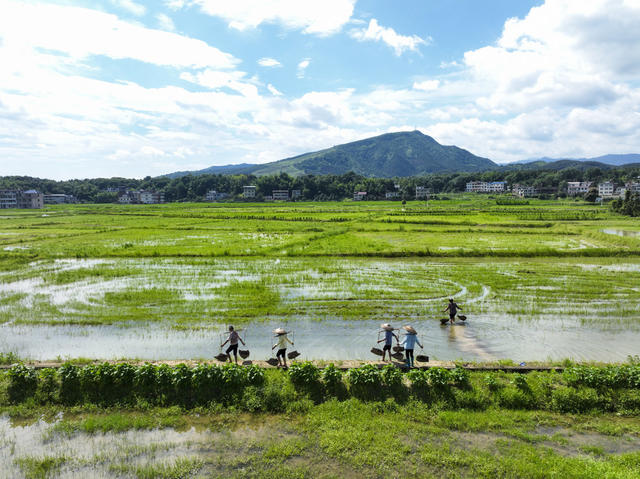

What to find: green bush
left=288, top=362, right=320, bottom=389
left=551, top=387, right=603, bottom=413
left=7, top=364, right=38, bottom=403
left=172, top=363, right=193, bottom=407
left=191, top=363, right=223, bottom=406
left=322, top=364, right=345, bottom=399
left=59, top=363, right=81, bottom=405
left=450, top=367, right=471, bottom=389
left=497, top=387, right=538, bottom=410
left=484, top=373, right=502, bottom=392
left=454, top=388, right=491, bottom=410
left=36, top=368, right=58, bottom=404
left=113, top=363, right=136, bottom=405
left=155, top=364, right=174, bottom=404
left=348, top=365, right=382, bottom=400
left=616, top=390, right=640, bottom=413
left=426, top=368, right=451, bottom=390
left=512, top=373, right=529, bottom=391
left=134, top=363, right=158, bottom=402
left=408, top=368, right=430, bottom=399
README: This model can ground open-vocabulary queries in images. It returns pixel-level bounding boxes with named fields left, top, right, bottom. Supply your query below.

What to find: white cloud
left=109, top=0, right=146, bottom=16
left=413, top=80, right=440, bottom=91
left=156, top=13, right=176, bottom=32
left=0, top=1, right=238, bottom=69
left=267, top=84, right=283, bottom=96
left=187, top=0, right=356, bottom=35
left=297, top=59, right=311, bottom=78
left=258, top=57, right=282, bottom=68
left=349, top=19, right=428, bottom=55
left=180, top=70, right=259, bottom=97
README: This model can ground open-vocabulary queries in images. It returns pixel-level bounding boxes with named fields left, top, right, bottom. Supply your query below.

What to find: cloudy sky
left=1, top=0, right=640, bottom=179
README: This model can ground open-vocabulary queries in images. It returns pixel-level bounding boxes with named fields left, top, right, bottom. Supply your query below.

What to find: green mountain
left=245, top=131, right=496, bottom=177
left=165, top=131, right=496, bottom=178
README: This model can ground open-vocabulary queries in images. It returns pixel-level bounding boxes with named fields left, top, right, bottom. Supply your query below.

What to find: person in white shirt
left=272, top=328, right=294, bottom=368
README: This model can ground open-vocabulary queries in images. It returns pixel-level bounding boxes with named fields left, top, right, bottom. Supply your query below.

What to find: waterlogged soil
left=2, top=414, right=639, bottom=478
left=2, top=316, right=640, bottom=362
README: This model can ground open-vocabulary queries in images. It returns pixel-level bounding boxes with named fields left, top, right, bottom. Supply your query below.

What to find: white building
left=513, top=185, right=537, bottom=197
left=0, top=190, right=44, bottom=209
left=243, top=186, right=256, bottom=198
left=353, top=191, right=367, bottom=201
left=0, top=190, right=18, bottom=209
left=43, top=194, right=75, bottom=204
left=598, top=181, right=615, bottom=197
left=466, top=181, right=488, bottom=193
left=385, top=191, right=400, bottom=199
left=567, top=181, right=592, bottom=196
left=415, top=186, right=429, bottom=199
left=272, top=190, right=289, bottom=201
left=139, top=191, right=164, bottom=204
left=291, top=189, right=301, bottom=200
left=625, top=180, right=640, bottom=194
left=488, top=181, right=507, bottom=192
left=205, top=190, right=228, bottom=202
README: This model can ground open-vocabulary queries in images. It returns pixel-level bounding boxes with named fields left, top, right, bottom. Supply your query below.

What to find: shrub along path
left=0, top=358, right=567, bottom=371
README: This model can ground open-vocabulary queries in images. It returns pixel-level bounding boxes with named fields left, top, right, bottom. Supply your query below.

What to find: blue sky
left=1, top=0, right=639, bottom=179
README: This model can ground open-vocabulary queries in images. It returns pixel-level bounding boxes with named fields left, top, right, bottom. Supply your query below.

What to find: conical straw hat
left=402, top=325, right=417, bottom=335
left=273, top=327, right=287, bottom=336
left=380, top=323, right=394, bottom=331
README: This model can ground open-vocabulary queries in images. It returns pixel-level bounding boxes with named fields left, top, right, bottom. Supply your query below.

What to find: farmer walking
left=444, top=298, right=463, bottom=325
left=272, top=328, right=294, bottom=368
left=220, top=325, right=245, bottom=364
left=377, top=323, right=398, bottom=361
left=401, top=325, right=422, bottom=368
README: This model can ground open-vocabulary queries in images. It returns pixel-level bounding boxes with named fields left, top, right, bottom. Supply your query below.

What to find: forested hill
left=167, top=131, right=496, bottom=178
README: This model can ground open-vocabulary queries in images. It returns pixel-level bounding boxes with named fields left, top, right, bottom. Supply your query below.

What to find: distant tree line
left=611, top=191, right=640, bottom=217
left=1, top=165, right=639, bottom=203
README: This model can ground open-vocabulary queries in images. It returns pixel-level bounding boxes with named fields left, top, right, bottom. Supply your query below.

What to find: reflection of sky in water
left=2, top=317, right=639, bottom=362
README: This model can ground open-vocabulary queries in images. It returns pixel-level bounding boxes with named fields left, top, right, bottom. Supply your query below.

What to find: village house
left=353, top=191, right=367, bottom=201
left=466, top=181, right=507, bottom=193
left=415, top=186, right=429, bottom=199
left=272, top=190, right=289, bottom=201
left=598, top=181, right=616, bottom=198
left=385, top=191, right=400, bottom=199
left=512, top=184, right=538, bottom=198
left=566, top=181, right=592, bottom=196
left=205, top=190, right=228, bottom=202
left=243, top=185, right=256, bottom=199
left=0, top=189, right=44, bottom=209
left=43, top=194, right=76, bottom=204
left=291, top=189, right=302, bottom=200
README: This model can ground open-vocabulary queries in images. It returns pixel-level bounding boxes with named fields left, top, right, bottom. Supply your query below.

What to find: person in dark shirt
left=220, top=325, right=245, bottom=364
left=377, top=323, right=399, bottom=361
left=443, top=298, right=462, bottom=325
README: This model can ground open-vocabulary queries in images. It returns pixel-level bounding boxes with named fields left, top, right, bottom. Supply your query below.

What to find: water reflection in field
left=2, top=316, right=639, bottom=362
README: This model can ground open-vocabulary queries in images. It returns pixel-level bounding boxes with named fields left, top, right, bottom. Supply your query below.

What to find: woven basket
left=391, top=352, right=405, bottom=361
left=215, top=353, right=228, bottom=362
left=458, top=315, right=467, bottom=321
left=416, top=355, right=429, bottom=363
left=370, top=347, right=384, bottom=357
left=440, top=318, right=449, bottom=325
left=239, top=350, right=250, bottom=359
left=393, top=345, right=404, bottom=352
left=287, top=351, right=300, bottom=359
left=266, top=358, right=279, bottom=366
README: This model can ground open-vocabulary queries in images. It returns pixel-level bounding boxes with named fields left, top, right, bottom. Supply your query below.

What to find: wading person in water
left=272, top=328, right=293, bottom=368
left=377, top=323, right=398, bottom=361
left=444, top=298, right=462, bottom=325
left=401, top=325, right=422, bottom=368
left=220, top=325, right=245, bottom=364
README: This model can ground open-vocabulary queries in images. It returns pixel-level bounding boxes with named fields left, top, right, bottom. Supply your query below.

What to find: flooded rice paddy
left=1, top=257, right=639, bottom=362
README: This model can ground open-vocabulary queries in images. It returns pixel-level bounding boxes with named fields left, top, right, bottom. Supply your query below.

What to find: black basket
left=392, top=345, right=404, bottom=352
left=239, top=350, right=250, bottom=359
left=371, top=347, right=384, bottom=357
left=287, top=351, right=300, bottom=360
left=416, top=355, right=429, bottom=363
left=457, top=315, right=467, bottom=321
left=215, top=353, right=228, bottom=362
left=440, top=318, right=449, bottom=325
left=266, top=358, right=279, bottom=366
left=391, top=352, right=405, bottom=361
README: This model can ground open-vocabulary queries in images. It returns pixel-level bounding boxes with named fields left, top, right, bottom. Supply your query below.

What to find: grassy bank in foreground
left=2, top=396, right=640, bottom=478
left=2, top=363, right=640, bottom=477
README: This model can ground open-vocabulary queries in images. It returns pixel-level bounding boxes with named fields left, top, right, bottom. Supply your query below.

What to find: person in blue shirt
left=401, top=325, right=423, bottom=368
left=377, top=323, right=399, bottom=361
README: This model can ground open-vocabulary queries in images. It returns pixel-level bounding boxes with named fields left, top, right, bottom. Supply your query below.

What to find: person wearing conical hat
left=401, top=325, right=422, bottom=368
left=272, top=328, right=294, bottom=368
left=377, top=323, right=399, bottom=362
